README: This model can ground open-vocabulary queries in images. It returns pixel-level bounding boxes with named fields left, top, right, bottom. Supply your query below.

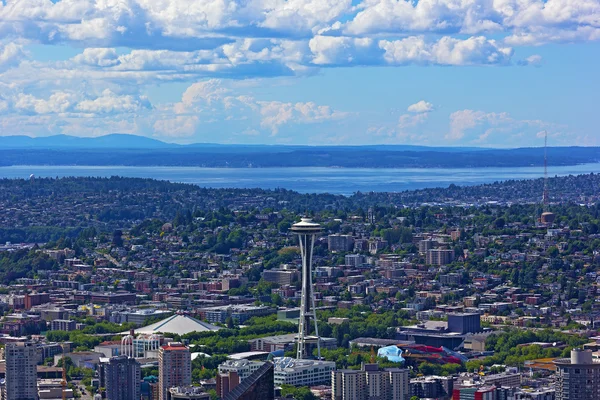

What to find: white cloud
left=505, top=26, right=600, bottom=46
left=15, top=91, right=78, bottom=114
left=0, top=0, right=595, bottom=144
left=169, top=79, right=349, bottom=136
left=307, top=35, right=514, bottom=66
left=261, top=0, right=352, bottom=34
left=0, top=0, right=350, bottom=48
left=397, top=113, right=429, bottom=130
left=76, top=89, right=151, bottom=114
left=178, top=80, right=232, bottom=110
left=407, top=100, right=434, bottom=113
left=344, top=0, right=600, bottom=41
left=345, top=0, right=502, bottom=36
left=447, top=109, right=569, bottom=144
left=258, top=100, right=348, bottom=134
left=381, top=36, right=513, bottom=66
left=0, top=0, right=594, bottom=89
left=0, top=115, right=55, bottom=137
left=448, top=110, right=512, bottom=140
left=11, top=89, right=151, bottom=116
left=366, top=110, right=431, bottom=143
left=0, top=0, right=595, bottom=50
left=0, top=43, right=26, bottom=71
left=309, top=36, right=380, bottom=65
left=517, top=54, right=543, bottom=66
left=153, top=116, right=199, bottom=138
left=72, top=48, right=121, bottom=67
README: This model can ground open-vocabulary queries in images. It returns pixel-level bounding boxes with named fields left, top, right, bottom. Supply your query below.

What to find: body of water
left=1, top=164, right=599, bottom=195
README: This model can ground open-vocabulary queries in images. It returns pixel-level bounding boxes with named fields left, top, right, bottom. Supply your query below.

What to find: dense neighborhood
left=0, top=175, right=600, bottom=399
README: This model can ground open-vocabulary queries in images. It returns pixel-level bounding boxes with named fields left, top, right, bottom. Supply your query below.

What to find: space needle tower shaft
left=290, top=218, right=322, bottom=360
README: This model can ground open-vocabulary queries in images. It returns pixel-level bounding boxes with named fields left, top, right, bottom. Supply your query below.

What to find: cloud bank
left=0, top=0, right=596, bottom=144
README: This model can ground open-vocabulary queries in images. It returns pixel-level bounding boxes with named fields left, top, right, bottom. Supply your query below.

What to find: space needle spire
left=290, top=217, right=322, bottom=359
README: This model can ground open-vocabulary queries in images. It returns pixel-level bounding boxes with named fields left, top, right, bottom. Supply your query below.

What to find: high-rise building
left=332, top=369, right=366, bottom=400
left=100, top=355, right=141, bottom=400
left=50, top=319, right=77, bottom=331
left=332, top=363, right=409, bottom=400
left=273, top=357, right=335, bottom=387
left=328, top=234, right=354, bottom=252
left=345, top=254, right=365, bottom=268
left=290, top=218, right=322, bottom=359
left=426, top=248, right=455, bottom=265
left=261, top=269, right=299, bottom=285
left=418, top=239, right=436, bottom=254
left=159, top=343, right=191, bottom=400
left=5, top=342, right=39, bottom=400
left=387, top=368, right=411, bottom=400
left=554, top=349, right=600, bottom=400
left=447, top=313, right=481, bottom=334
left=222, top=361, right=274, bottom=400
left=24, top=292, right=50, bottom=310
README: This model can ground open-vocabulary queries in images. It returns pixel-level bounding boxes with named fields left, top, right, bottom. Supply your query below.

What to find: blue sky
left=0, top=0, right=599, bottom=147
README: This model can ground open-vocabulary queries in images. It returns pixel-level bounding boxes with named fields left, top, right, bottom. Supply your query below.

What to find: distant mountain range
left=0, top=134, right=598, bottom=168
left=0, top=134, right=177, bottom=149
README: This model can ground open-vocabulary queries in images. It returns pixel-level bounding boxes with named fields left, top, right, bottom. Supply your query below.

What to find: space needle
left=290, top=217, right=322, bottom=359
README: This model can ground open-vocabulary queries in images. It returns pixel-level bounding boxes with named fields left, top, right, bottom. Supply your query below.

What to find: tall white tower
left=291, top=217, right=322, bottom=359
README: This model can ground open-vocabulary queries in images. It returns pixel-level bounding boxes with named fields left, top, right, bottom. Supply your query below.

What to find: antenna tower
left=542, top=131, right=549, bottom=212
left=539, top=131, right=556, bottom=225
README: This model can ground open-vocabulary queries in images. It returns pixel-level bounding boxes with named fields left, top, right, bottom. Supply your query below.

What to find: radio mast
left=540, top=131, right=555, bottom=225
left=542, top=131, right=549, bottom=211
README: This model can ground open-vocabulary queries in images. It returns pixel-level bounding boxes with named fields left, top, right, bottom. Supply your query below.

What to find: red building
left=24, top=293, right=50, bottom=310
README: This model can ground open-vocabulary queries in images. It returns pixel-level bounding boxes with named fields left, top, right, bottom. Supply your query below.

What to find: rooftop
left=273, top=357, right=335, bottom=370
left=554, top=357, right=600, bottom=365
left=161, top=342, right=188, bottom=351
left=123, top=314, right=220, bottom=336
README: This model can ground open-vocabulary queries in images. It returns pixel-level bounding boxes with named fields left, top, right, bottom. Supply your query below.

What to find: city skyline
left=0, top=0, right=598, bottom=147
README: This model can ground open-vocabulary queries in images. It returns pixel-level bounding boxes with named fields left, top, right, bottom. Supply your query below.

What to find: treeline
left=0, top=227, right=80, bottom=244
left=0, top=248, right=59, bottom=283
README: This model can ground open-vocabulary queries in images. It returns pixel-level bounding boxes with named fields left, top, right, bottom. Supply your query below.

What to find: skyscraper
left=5, top=342, right=38, bottom=400
left=554, top=349, right=600, bottom=400
left=100, top=355, right=141, bottom=400
left=159, top=343, right=191, bottom=400
left=290, top=218, right=322, bottom=359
